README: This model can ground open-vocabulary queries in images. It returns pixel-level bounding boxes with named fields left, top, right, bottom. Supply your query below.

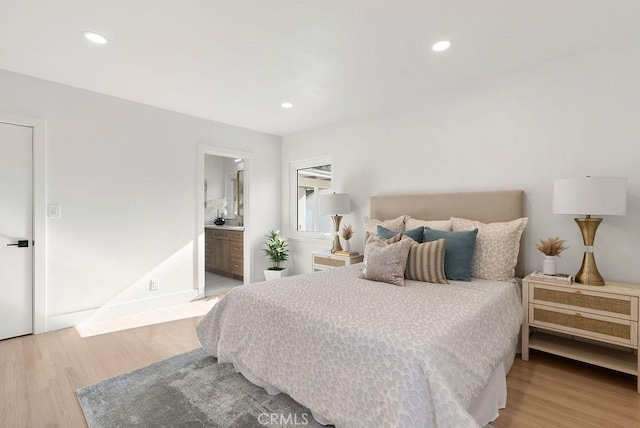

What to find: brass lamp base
left=574, top=217, right=605, bottom=286
left=331, top=215, right=343, bottom=253
left=576, top=252, right=604, bottom=286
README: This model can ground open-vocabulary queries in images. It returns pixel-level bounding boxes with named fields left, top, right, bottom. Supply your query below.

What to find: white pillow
left=405, top=218, right=452, bottom=232
left=363, top=215, right=408, bottom=235
left=451, top=217, right=528, bottom=281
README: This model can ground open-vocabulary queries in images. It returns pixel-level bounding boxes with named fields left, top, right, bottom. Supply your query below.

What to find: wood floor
left=2, top=316, right=639, bottom=428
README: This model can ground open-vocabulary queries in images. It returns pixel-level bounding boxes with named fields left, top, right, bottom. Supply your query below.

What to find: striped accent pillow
left=405, top=239, right=448, bottom=284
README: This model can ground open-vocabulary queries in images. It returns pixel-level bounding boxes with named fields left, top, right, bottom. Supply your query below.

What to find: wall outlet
left=48, top=204, right=61, bottom=218
left=149, top=279, right=159, bottom=291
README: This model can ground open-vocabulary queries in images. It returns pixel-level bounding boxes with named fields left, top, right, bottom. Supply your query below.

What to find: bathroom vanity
left=205, top=226, right=244, bottom=280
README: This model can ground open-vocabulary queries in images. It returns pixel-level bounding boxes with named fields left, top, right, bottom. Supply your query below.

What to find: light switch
left=48, top=204, right=61, bottom=218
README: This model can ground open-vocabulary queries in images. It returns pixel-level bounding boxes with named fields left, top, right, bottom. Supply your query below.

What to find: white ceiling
left=1, top=1, right=639, bottom=136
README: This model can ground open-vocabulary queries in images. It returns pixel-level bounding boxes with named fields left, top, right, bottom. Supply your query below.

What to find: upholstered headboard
left=370, top=190, right=525, bottom=278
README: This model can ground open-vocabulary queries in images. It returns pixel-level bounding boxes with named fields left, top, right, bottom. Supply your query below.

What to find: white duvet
left=197, top=265, right=522, bottom=427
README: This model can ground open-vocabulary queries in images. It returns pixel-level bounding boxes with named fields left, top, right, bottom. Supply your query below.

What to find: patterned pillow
left=361, top=235, right=412, bottom=286
left=405, top=218, right=452, bottom=232
left=405, top=239, right=448, bottom=284
left=376, top=225, right=424, bottom=243
left=364, top=233, right=402, bottom=260
left=363, top=215, right=408, bottom=235
left=451, top=217, right=528, bottom=281
left=425, top=228, right=478, bottom=281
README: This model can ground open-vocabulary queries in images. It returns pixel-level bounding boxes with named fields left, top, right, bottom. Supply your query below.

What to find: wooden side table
left=311, top=250, right=363, bottom=272
left=522, top=274, right=640, bottom=393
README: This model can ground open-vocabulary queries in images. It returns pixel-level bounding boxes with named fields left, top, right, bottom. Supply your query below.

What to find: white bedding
left=197, top=265, right=522, bottom=427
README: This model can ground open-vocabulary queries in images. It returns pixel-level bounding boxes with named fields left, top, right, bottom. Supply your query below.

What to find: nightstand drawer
left=314, top=256, right=346, bottom=268
left=530, top=283, right=638, bottom=321
left=311, top=251, right=363, bottom=272
left=530, top=303, right=638, bottom=347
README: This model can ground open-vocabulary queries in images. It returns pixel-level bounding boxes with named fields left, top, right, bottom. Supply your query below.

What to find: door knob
left=6, top=240, right=29, bottom=247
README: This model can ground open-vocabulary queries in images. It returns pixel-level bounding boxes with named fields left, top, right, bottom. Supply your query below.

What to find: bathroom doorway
left=196, top=145, right=251, bottom=299
left=204, top=155, right=244, bottom=296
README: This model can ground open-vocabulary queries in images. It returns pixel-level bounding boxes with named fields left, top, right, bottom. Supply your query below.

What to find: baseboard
left=46, top=289, right=200, bottom=332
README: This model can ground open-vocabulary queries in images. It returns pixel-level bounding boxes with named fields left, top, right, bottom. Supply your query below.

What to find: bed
left=197, top=190, right=526, bottom=427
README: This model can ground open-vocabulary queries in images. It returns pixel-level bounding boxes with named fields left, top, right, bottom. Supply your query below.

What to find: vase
left=213, top=217, right=225, bottom=225
left=264, top=268, right=288, bottom=281
left=343, top=239, right=350, bottom=252
left=543, top=255, right=557, bottom=275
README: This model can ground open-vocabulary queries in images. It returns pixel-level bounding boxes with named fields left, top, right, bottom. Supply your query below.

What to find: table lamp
left=553, top=177, right=627, bottom=285
left=319, top=193, right=351, bottom=253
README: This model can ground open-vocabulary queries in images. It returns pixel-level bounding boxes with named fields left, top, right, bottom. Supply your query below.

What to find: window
left=290, top=156, right=332, bottom=236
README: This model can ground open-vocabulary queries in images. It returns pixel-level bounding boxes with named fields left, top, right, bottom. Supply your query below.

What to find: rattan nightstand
left=522, top=274, right=640, bottom=393
left=311, top=250, right=363, bottom=272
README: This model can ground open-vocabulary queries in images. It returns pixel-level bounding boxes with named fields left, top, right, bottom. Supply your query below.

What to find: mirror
left=296, top=164, right=331, bottom=232
left=225, top=170, right=243, bottom=217
left=236, top=170, right=244, bottom=216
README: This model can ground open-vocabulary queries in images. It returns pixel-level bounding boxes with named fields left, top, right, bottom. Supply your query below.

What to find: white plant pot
left=542, top=256, right=557, bottom=275
left=264, top=268, right=288, bottom=281
left=343, top=239, right=350, bottom=252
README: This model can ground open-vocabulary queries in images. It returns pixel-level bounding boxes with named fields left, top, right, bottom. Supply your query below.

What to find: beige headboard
left=370, top=190, right=525, bottom=278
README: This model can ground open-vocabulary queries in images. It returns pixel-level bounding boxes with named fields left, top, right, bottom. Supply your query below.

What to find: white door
left=0, top=121, right=33, bottom=340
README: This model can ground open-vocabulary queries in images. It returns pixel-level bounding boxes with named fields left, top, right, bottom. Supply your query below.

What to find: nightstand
left=522, top=274, right=640, bottom=393
left=311, top=250, right=364, bottom=272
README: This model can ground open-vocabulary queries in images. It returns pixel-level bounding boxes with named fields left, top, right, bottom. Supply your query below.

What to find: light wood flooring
left=2, top=309, right=639, bottom=427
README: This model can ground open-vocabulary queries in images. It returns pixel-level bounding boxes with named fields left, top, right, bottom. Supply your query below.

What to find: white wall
left=0, top=68, right=281, bottom=331
left=205, top=155, right=224, bottom=203
left=282, top=39, right=640, bottom=283
left=204, top=155, right=224, bottom=223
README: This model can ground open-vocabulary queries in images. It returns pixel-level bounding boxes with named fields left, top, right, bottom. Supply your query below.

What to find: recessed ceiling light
left=432, top=40, right=451, bottom=52
left=281, top=102, right=294, bottom=109
left=83, top=31, right=108, bottom=45
left=234, top=158, right=242, bottom=163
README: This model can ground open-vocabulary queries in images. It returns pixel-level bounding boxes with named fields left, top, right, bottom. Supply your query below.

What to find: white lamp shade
left=319, top=193, right=350, bottom=216
left=553, top=177, right=627, bottom=216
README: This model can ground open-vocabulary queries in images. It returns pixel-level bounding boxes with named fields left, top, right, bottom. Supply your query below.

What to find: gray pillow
left=425, top=227, right=478, bottom=281
left=361, top=236, right=412, bottom=286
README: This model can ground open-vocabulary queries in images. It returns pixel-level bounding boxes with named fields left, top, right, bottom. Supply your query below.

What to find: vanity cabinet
left=205, top=228, right=244, bottom=280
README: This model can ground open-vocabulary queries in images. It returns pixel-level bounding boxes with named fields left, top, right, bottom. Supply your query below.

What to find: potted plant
left=263, top=230, right=290, bottom=280
left=207, top=197, right=228, bottom=225
left=535, top=236, right=568, bottom=275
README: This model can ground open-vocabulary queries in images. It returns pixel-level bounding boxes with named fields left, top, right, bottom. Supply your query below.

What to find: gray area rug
left=77, top=347, right=496, bottom=427
left=76, top=348, right=324, bottom=427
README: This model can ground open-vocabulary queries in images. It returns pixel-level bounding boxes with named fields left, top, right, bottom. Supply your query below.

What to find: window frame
left=289, top=155, right=333, bottom=240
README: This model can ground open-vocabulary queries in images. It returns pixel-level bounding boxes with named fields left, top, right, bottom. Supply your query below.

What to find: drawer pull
left=574, top=312, right=583, bottom=320
left=574, top=290, right=582, bottom=295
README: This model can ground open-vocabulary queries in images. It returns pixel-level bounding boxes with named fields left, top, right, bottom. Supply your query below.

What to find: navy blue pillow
left=425, top=227, right=478, bottom=281
left=377, top=225, right=424, bottom=243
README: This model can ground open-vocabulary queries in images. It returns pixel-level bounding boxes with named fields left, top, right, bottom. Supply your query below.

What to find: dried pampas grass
left=536, top=236, right=568, bottom=257
left=341, top=224, right=354, bottom=241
